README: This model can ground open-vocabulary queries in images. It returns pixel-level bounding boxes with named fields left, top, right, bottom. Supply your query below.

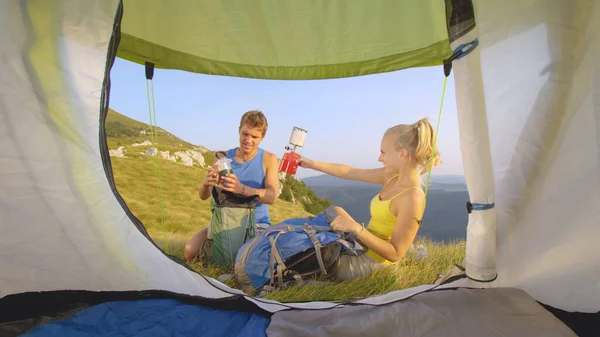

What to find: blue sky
left=109, top=58, right=464, bottom=178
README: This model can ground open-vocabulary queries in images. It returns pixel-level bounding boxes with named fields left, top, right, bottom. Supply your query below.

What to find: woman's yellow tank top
left=364, top=176, right=423, bottom=264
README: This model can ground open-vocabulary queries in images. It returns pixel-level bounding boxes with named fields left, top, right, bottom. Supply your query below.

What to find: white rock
left=189, top=150, right=206, bottom=166
left=174, top=151, right=194, bottom=166
left=109, top=146, right=126, bottom=158
left=132, top=140, right=152, bottom=147
left=159, top=150, right=176, bottom=162
left=141, top=146, right=206, bottom=167
left=171, top=150, right=206, bottom=167
left=143, top=148, right=156, bottom=156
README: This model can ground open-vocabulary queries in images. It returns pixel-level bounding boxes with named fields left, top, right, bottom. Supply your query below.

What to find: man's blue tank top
left=226, top=148, right=271, bottom=225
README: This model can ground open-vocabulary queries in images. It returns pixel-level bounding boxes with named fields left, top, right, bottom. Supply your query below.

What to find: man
left=184, top=110, right=279, bottom=261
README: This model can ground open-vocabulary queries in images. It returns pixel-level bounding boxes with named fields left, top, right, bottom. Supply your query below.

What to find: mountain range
left=303, top=174, right=469, bottom=243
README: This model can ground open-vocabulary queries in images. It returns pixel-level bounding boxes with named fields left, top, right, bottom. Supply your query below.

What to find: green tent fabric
left=118, top=0, right=453, bottom=79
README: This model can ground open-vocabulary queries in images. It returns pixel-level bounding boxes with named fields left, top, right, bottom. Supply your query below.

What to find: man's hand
left=220, top=173, right=244, bottom=194
left=198, top=165, right=220, bottom=200
left=203, top=166, right=219, bottom=187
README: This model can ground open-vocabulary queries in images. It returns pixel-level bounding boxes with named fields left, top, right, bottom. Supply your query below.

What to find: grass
left=259, top=237, right=465, bottom=302
left=111, top=156, right=312, bottom=241
left=110, top=142, right=466, bottom=303
left=151, top=235, right=465, bottom=302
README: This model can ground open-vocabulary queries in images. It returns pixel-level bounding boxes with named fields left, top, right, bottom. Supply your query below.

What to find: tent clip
left=466, top=201, right=495, bottom=214
left=443, top=38, right=479, bottom=77
left=145, top=62, right=155, bottom=80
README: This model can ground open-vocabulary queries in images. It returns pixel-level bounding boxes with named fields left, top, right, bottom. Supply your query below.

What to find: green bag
left=199, top=187, right=260, bottom=268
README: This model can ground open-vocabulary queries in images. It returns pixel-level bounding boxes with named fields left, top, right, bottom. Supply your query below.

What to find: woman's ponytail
left=413, top=118, right=441, bottom=174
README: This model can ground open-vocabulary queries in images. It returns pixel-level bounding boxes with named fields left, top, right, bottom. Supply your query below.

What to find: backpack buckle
left=302, top=224, right=320, bottom=246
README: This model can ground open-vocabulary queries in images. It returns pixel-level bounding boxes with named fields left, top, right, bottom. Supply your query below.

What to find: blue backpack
left=234, top=207, right=365, bottom=293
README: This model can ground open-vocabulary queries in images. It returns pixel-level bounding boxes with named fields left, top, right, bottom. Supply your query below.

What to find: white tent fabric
left=453, top=0, right=600, bottom=312
left=452, top=27, right=498, bottom=284
left=0, top=0, right=235, bottom=302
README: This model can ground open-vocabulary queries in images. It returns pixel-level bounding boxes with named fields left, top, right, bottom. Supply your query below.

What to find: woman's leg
left=184, top=227, right=208, bottom=261
left=335, top=254, right=382, bottom=281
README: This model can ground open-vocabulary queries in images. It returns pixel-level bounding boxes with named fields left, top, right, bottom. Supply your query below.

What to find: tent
left=1, top=0, right=598, bottom=336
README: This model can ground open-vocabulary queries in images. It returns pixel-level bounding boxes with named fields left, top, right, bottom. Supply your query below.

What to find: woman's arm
left=298, top=156, right=388, bottom=185
left=331, top=191, right=423, bottom=262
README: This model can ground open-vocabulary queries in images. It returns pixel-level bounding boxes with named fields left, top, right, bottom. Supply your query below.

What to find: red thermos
left=279, top=151, right=300, bottom=175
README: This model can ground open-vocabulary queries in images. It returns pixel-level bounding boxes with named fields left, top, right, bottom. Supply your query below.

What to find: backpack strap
left=268, top=232, right=287, bottom=288
left=302, top=224, right=328, bottom=276
left=243, top=208, right=256, bottom=242
left=305, top=224, right=335, bottom=232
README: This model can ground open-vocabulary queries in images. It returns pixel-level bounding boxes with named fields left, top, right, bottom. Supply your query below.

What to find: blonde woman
left=297, top=118, right=441, bottom=281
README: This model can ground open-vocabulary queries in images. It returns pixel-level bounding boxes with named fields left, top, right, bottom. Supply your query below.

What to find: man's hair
left=239, top=110, right=268, bottom=136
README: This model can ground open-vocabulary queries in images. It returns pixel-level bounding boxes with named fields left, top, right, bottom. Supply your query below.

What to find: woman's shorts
left=334, top=254, right=385, bottom=281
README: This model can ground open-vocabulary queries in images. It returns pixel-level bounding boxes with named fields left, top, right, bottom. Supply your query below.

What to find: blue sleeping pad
left=21, top=298, right=270, bottom=337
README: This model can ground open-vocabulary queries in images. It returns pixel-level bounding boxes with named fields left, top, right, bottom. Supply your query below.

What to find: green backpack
left=199, top=187, right=260, bottom=268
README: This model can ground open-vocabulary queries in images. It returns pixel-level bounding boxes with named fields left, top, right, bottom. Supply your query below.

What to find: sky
left=108, top=58, right=464, bottom=178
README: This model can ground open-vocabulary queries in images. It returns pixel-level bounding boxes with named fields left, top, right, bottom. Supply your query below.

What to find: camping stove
left=279, top=126, right=307, bottom=175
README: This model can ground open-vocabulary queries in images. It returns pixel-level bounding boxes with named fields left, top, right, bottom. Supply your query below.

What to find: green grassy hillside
left=111, top=156, right=313, bottom=241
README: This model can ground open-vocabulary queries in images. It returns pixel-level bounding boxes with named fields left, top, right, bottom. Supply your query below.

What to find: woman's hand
left=296, top=155, right=316, bottom=170
left=220, top=173, right=245, bottom=194
left=330, top=207, right=362, bottom=234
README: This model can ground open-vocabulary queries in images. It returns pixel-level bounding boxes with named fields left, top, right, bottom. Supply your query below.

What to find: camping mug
left=215, top=154, right=233, bottom=186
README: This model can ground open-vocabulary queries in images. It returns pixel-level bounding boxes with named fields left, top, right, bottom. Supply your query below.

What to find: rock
left=174, top=151, right=194, bottom=166
left=173, top=150, right=205, bottom=167
left=132, top=140, right=152, bottom=147
left=143, top=148, right=156, bottom=156
left=187, top=150, right=206, bottom=166
left=159, top=151, right=176, bottom=162
left=109, top=146, right=126, bottom=158
left=141, top=147, right=205, bottom=167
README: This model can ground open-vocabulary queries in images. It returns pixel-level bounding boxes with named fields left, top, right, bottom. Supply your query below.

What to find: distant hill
left=303, top=174, right=469, bottom=242
left=105, top=108, right=206, bottom=150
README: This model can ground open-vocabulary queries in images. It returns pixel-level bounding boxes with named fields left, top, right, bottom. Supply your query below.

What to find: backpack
left=199, top=186, right=260, bottom=268
left=234, top=206, right=366, bottom=293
